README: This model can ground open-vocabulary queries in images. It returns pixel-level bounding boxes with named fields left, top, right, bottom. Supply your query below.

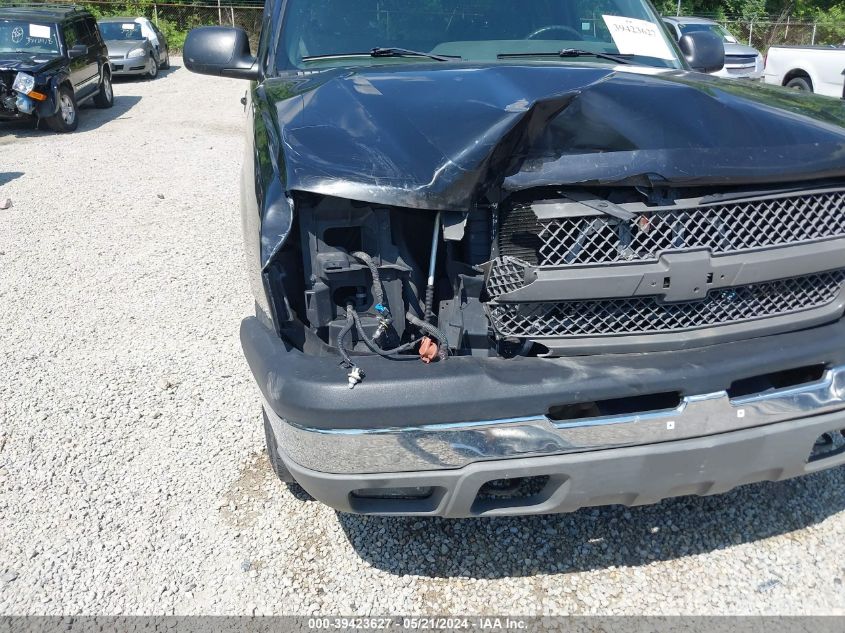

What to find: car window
left=62, top=21, right=77, bottom=48
left=678, top=22, right=738, bottom=44
left=278, top=0, right=682, bottom=70
left=98, top=21, right=144, bottom=40
left=0, top=19, right=60, bottom=54
left=73, top=19, right=93, bottom=46
left=83, top=17, right=100, bottom=44
left=255, top=0, right=274, bottom=73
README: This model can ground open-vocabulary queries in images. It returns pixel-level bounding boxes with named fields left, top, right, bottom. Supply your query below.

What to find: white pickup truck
left=764, top=45, right=845, bottom=97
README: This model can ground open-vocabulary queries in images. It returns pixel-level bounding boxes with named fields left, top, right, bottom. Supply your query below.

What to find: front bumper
left=270, top=364, right=845, bottom=474
left=245, top=316, right=845, bottom=516
left=271, top=407, right=845, bottom=517
left=110, top=58, right=149, bottom=75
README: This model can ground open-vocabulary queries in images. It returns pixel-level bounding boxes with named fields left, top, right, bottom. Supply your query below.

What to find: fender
left=783, top=61, right=819, bottom=91
left=34, top=71, right=68, bottom=119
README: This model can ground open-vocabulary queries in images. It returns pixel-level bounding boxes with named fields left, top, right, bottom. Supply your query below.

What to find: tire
left=147, top=54, right=159, bottom=79
left=45, top=85, right=78, bottom=133
left=786, top=76, right=812, bottom=92
left=263, top=409, right=294, bottom=483
left=93, top=70, right=114, bottom=109
left=160, top=50, right=170, bottom=70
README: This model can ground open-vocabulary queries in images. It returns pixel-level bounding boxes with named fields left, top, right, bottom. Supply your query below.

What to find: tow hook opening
left=808, top=429, right=845, bottom=462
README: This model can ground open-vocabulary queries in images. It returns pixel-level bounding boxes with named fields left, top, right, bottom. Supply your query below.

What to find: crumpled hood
left=0, top=53, right=56, bottom=74
left=262, top=63, right=845, bottom=212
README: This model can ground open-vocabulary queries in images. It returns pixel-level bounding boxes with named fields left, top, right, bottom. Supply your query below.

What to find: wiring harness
left=339, top=250, right=449, bottom=388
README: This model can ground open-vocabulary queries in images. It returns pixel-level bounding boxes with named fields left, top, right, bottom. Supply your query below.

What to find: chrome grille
left=725, top=54, right=757, bottom=65
left=498, top=189, right=845, bottom=267
left=490, top=270, right=845, bottom=338
left=487, top=257, right=526, bottom=299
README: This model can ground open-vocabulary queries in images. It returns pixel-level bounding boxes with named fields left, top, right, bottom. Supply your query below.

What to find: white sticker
left=581, top=22, right=591, bottom=31
left=29, top=24, right=52, bottom=39
left=122, top=23, right=136, bottom=30
left=602, top=15, right=675, bottom=61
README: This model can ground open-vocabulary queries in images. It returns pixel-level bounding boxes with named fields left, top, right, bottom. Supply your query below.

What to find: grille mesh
left=498, top=190, right=845, bottom=267
left=489, top=270, right=845, bottom=338
left=487, top=257, right=527, bottom=299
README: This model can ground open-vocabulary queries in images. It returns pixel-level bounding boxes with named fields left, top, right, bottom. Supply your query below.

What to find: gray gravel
left=2, top=61, right=845, bottom=616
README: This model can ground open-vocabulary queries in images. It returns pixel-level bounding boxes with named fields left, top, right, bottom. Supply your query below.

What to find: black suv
left=185, top=1, right=845, bottom=518
left=0, top=4, right=112, bottom=132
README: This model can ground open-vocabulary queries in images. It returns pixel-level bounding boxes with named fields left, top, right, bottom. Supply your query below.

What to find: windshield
left=279, top=0, right=683, bottom=70
left=0, top=19, right=60, bottom=55
left=678, top=22, right=738, bottom=44
left=98, top=21, right=143, bottom=40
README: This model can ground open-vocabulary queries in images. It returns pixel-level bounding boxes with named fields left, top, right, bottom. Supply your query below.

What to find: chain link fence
left=720, top=19, right=840, bottom=51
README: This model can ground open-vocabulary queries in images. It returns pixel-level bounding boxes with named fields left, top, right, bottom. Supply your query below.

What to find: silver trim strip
left=269, top=365, right=845, bottom=474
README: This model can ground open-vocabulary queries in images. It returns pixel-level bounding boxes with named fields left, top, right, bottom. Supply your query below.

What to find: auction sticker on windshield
left=602, top=15, right=674, bottom=60
left=29, top=23, right=51, bottom=39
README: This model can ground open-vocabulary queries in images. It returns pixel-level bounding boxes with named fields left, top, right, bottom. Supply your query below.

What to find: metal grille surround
left=498, top=189, right=845, bottom=267
left=490, top=270, right=845, bottom=338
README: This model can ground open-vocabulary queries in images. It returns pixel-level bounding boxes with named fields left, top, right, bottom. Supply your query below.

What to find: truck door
left=64, top=18, right=98, bottom=98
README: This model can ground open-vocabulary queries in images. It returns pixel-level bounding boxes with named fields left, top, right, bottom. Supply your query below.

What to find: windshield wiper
left=302, top=47, right=458, bottom=62
left=497, top=49, right=633, bottom=65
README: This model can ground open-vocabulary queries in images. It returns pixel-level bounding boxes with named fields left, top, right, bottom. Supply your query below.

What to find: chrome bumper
left=270, top=365, right=845, bottom=474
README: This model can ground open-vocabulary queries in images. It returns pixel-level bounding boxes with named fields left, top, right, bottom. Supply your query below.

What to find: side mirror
left=68, top=44, right=87, bottom=59
left=679, top=31, right=724, bottom=73
left=184, top=26, right=258, bottom=80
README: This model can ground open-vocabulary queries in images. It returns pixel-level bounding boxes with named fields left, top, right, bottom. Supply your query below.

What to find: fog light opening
left=348, top=486, right=446, bottom=514
left=470, top=474, right=563, bottom=514
left=476, top=476, right=550, bottom=500
left=808, top=429, right=845, bottom=462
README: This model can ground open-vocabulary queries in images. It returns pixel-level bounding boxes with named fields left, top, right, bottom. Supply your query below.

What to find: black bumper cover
left=241, top=316, right=845, bottom=431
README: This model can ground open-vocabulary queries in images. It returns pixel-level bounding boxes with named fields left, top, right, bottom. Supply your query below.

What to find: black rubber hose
left=351, top=311, right=421, bottom=358
left=338, top=303, right=356, bottom=368
left=406, top=311, right=449, bottom=352
left=351, top=251, right=384, bottom=309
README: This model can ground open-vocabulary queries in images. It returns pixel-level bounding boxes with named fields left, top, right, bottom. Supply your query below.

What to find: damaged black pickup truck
left=185, top=0, right=845, bottom=517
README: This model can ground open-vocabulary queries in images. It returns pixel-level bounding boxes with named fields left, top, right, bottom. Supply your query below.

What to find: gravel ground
left=2, top=61, right=845, bottom=616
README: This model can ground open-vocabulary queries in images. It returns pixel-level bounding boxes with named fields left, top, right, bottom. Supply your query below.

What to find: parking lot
left=1, top=61, right=845, bottom=615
